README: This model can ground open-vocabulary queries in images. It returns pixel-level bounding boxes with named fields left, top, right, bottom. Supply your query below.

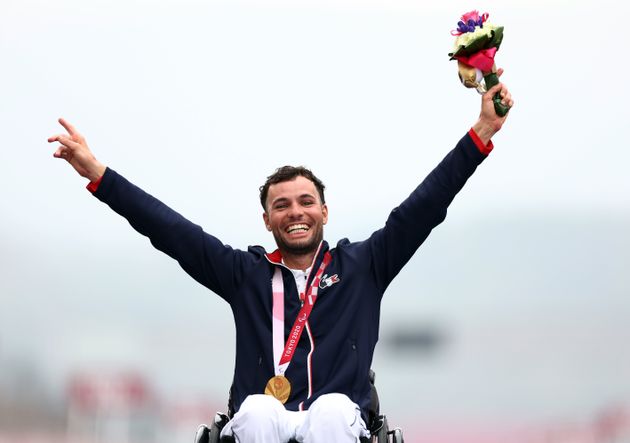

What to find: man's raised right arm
left=47, top=118, right=245, bottom=301
left=48, top=118, right=107, bottom=183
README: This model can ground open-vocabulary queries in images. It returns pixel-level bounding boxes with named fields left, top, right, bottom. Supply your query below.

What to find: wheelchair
left=194, top=371, right=404, bottom=443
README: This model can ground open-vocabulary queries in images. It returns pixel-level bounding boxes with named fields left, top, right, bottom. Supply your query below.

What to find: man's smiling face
left=263, top=175, right=328, bottom=258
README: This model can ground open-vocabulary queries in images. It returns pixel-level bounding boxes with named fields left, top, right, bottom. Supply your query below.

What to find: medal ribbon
left=271, top=250, right=332, bottom=376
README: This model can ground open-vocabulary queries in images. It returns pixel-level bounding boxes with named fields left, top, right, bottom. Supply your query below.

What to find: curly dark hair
left=259, top=166, right=326, bottom=211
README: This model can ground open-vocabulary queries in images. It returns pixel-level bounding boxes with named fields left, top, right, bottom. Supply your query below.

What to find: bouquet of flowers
left=449, top=11, right=509, bottom=116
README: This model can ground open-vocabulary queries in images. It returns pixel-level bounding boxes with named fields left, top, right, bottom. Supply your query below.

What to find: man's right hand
left=48, top=118, right=106, bottom=183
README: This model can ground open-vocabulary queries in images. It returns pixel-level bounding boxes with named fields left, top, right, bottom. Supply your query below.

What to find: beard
left=273, top=226, right=324, bottom=257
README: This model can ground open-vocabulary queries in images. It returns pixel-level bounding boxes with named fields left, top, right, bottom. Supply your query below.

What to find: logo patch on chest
left=319, top=273, right=340, bottom=289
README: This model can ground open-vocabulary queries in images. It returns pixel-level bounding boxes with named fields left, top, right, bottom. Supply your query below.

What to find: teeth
left=287, top=224, right=309, bottom=233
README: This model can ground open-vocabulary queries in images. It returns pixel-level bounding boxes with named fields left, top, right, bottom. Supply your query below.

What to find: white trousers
left=220, top=393, right=369, bottom=443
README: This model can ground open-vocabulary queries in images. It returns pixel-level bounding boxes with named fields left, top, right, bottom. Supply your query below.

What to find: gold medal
left=264, top=375, right=291, bottom=404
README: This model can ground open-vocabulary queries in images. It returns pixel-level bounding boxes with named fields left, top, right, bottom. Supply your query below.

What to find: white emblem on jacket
left=319, top=274, right=340, bottom=289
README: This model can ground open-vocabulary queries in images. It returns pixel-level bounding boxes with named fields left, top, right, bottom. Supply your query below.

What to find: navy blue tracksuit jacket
left=91, top=131, right=489, bottom=422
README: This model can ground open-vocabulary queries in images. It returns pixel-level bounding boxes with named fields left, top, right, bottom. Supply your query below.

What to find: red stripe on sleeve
left=468, top=128, right=494, bottom=155
left=86, top=176, right=103, bottom=193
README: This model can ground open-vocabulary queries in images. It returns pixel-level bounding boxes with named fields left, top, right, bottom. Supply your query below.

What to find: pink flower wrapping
left=455, top=47, right=497, bottom=72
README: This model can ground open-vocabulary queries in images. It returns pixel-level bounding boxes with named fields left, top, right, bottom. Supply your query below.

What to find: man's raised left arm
left=367, top=73, right=514, bottom=291
left=472, top=69, right=514, bottom=146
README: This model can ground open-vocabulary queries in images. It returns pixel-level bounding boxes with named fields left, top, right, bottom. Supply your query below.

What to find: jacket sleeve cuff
left=86, top=175, right=104, bottom=193
left=468, top=127, right=494, bottom=155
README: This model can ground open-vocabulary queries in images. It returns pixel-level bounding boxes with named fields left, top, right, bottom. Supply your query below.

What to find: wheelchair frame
left=194, top=411, right=403, bottom=442
left=193, top=371, right=403, bottom=443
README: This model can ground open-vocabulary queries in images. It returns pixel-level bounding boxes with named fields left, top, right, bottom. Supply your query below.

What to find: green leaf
left=448, top=26, right=505, bottom=60
left=488, top=27, right=504, bottom=51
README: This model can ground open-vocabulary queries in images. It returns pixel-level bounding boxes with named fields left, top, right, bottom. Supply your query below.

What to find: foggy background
left=2, top=0, right=629, bottom=441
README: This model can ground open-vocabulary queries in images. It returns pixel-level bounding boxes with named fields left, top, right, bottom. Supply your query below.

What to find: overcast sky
left=2, top=0, right=629, bottom=431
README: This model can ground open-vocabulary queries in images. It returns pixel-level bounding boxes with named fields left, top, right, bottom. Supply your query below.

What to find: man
left=48, top=78, right=513, bottom=442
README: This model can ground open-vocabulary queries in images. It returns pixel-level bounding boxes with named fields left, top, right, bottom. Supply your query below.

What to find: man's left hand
left=472, top=68, right=514, bottom=145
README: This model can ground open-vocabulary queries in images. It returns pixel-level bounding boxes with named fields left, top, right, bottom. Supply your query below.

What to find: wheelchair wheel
left=194, top=424, right=210, bottom=443
left=390, top=427, right=404, bottom=443
left=373, top=415, right=389, bottom=442
left=194, top=413, right=231, bottom=443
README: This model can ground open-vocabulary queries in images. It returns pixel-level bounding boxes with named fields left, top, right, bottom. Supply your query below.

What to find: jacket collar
left=264, top=241, right=329, bottom=270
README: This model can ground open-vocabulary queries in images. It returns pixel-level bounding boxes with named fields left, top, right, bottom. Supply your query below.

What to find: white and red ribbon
left=271, top=249, right=332, bottom=380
